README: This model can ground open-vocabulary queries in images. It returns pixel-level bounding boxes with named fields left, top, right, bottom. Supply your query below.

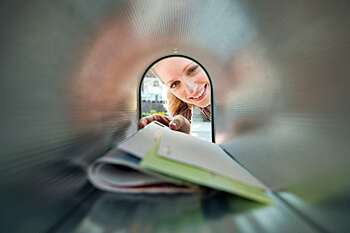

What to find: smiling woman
left=139, top=56, right=211, bottom=135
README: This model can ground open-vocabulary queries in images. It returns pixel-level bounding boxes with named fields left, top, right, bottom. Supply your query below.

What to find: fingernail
left=140, top=120, right=145, bottom=128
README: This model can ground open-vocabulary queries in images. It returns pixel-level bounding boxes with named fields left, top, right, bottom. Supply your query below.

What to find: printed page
left=157, top=127, right=268, bottom=190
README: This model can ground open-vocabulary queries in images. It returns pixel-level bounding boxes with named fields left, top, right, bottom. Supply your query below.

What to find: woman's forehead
left=154, top=57, right=193, bottom=70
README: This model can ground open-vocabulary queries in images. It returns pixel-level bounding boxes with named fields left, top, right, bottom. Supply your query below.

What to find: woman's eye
left=171, top=81, right=179, bottom=88
left=188, top=66, right=198, bottom=75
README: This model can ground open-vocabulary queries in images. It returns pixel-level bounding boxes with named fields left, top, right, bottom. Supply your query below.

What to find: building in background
left=141, top=71, right=168, bottom=116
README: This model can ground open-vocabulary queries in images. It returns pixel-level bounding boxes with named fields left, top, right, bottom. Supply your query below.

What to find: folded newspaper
left=88, top=121, right=274, bottom=204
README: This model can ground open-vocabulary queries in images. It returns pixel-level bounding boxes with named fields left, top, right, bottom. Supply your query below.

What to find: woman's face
left=154, top=57, right=211, bottom=108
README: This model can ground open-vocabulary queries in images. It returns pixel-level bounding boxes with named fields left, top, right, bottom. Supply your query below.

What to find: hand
left=168, top=115, right=191, bottom=134
left=139, top=114, right=191, bottom=134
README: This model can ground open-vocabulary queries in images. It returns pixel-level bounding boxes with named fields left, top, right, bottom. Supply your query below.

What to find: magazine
left=88, top=147, right=201, bottom=194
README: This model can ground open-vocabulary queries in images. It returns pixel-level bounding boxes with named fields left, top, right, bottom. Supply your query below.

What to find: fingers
left=139, top=118, right=148, bottom=129
left=139, top=114, right=172, bottom=129
left=169, top=115, right=191, bottom=134
left=139, top=114, right=191, bottom=134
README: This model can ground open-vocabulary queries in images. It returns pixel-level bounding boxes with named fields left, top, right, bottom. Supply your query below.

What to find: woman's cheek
left=175, top=91, right=186, bottom=101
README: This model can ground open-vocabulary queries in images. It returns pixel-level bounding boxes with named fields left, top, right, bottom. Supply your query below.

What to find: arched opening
left=139, top=55, right=214, bottom=142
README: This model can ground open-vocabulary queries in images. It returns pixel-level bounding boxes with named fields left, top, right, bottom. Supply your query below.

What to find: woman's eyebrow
left=182, top=62, right=195, bottom=73
left=166, top=79, right=177, bottom=86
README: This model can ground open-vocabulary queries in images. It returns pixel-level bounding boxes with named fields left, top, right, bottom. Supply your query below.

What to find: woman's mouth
left=190, top=84, right=207, bottom=101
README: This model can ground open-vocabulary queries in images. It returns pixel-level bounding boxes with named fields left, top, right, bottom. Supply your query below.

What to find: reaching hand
left=139, top=114, right=191, bottom=134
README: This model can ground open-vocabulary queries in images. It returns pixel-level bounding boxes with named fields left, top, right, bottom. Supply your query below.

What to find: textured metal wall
left=1, top=0, right=349, bottom=232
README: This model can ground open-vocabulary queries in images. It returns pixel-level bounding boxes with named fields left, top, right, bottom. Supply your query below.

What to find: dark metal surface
left=1, top=0, right=349, bottom=232
left=56, top=191, right=317, bottom=233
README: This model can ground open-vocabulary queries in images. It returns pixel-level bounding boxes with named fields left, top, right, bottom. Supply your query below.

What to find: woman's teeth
left=193, top=86, right=205, bottom=99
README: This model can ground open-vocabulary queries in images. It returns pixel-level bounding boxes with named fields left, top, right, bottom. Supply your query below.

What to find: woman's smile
left=189, top=84, right=208, bottom=102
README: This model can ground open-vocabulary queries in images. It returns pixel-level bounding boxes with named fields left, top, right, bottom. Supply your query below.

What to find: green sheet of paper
left=140, top=137, right=274, bottom=205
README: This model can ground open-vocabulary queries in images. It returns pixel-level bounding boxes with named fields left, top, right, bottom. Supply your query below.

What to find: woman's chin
left=194, top=98, right=210, bottom=108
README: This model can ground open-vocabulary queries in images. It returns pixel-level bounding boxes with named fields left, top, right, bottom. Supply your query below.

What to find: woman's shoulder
left=173, top=104, right=193, bottom=123
left=198, top=105, right=211, bottom=120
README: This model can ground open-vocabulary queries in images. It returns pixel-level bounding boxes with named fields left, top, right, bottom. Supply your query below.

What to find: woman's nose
left=184, top=79, right=197, bottom=95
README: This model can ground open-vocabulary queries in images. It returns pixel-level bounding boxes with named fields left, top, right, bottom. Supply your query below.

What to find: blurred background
left=0, top=0, right=349, bottom=232
left=141, top=70, right=168, bottom=117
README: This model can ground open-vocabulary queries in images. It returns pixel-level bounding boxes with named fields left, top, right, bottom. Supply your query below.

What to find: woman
left=139, top=57, right=211, bottom=134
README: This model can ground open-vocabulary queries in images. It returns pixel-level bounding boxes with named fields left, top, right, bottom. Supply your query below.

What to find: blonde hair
left=165, top=89, right=194, bottom=116
left=150, top=67, right=194, bottom=116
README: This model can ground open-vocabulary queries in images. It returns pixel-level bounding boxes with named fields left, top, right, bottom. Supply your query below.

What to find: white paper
left=87, top=147, right=197, bottom=194
left=92, top=154, right=165, bottom=186
left=157, top=127, right=268, bottom=190
left=118, top=121, right=165, bottom=158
